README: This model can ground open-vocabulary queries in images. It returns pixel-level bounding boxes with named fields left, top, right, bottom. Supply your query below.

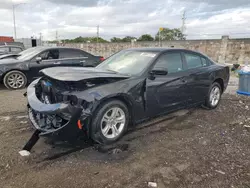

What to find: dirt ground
left=0, top=79, right=250, bottom=188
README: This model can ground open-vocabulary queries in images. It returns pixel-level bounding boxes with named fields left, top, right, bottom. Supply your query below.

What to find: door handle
left=54, top=62, right=61, bottom=65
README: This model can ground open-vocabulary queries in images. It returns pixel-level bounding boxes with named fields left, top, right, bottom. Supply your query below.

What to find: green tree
left=60, top=36, right=108, bottom=43
left=110, top=37, right=123, bottom=42
left=155, top=28, right=185, bottom=41
left=138, top=34, right=154, bottom=41
left=122, top=36, right=137, bottom=42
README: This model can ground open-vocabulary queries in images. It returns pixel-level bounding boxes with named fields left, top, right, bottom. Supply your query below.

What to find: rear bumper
left=27, top=79, right=87, bottom=137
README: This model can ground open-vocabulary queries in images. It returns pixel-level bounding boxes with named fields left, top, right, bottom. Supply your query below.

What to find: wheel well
left=94, top=96, right=134, bottom=125
left=213, top=78, right=224, bottom=91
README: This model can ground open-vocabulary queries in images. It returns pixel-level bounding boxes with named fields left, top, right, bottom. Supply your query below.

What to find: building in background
left=0, top=36, right=14, bottom=42
left=15, top=38, right=42, bottom=49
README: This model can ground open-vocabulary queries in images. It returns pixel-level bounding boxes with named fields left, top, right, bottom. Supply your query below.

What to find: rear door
left=182, top=52, right=212, bottom=104
left=146, top=51, right=189, bottom=116
left=58, top=48, right=100, bottom=67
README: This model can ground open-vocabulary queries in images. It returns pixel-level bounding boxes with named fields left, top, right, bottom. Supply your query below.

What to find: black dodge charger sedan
left=0, top=46, right=104, bottom=89
left=26, top=48, right=229, bottom=145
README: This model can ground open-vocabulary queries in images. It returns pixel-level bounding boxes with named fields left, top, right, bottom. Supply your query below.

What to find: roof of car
left=0, top=45, right=24, bottom=48
left=126, top=47, right=206, bottom=55
left=30, top=46, right=80, bottom=49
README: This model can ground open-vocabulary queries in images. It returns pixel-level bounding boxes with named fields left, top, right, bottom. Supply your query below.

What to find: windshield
left=97, top=50, right=157, bottom=76
left=17, top=48, right=42, bottom=60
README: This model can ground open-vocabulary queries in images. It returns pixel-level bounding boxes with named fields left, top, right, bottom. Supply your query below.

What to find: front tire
left=91, top=100, right=129, bottom=144
left=3, top=70, right=27, bottom=90
left=204, top=82, right=222, bottom=109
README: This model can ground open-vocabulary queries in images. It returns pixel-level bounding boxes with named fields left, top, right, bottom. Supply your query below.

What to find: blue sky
left=1, top=0, right=250, bottom=40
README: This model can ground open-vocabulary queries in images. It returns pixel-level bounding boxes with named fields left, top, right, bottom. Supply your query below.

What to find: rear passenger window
left=153, top=52, right=183, bottom=74
left=11, top=47, right=22, bottom=53
left=184, top=53, right=202, bottom=69
left=0, top=47, right=9, bottom=53
left=59, top=49, right=89, bottom=59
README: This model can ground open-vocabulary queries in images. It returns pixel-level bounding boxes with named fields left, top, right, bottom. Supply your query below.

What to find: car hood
left=40, top=67, right=130, bottom=81
left=0, top=57, right=22, bottom=64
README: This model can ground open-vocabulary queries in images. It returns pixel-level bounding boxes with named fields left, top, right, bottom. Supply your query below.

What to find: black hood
left=40, top=67, right=130, bottom=81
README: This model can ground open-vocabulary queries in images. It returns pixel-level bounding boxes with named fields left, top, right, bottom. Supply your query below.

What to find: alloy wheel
left=100, top=107, right=126, bottom=139
left=7, top=73, right=25, bottom=89
left=209, top=86, right=221, bottom=107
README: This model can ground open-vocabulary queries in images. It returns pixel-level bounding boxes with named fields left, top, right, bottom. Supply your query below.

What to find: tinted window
left=201, top=57, right=209, bottom=66
left=39, top=49, right=59, bottom=60
left=184, top=53, right=202, bottom=69
left=0, top=47, right=9, bottom=53
left=153, top=52, right=183, bottom=74
left=11, top=47, right=22, bottom=53
left=59, top=49, right=89, bottom=59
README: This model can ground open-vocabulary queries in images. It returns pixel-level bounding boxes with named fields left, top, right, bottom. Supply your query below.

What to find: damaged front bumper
left=27, top=79, right=88, bottom=138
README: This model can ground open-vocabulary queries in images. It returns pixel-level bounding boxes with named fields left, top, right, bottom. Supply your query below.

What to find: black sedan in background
left=0, top=47, right=104, bottom=89
left=0, top=45, right=24, bottom=56
left=26, top=48, right=230, bottom=147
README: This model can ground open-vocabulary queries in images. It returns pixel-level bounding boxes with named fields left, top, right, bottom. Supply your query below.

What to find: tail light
left=100, top=57, right=105, bottom=61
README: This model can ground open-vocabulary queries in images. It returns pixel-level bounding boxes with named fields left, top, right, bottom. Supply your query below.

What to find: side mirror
left=150, top=68, right=168, bottom=76
left=36, top=56, right=42, bottom=63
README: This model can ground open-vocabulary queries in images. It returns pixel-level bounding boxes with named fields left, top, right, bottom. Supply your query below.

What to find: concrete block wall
left=60, top=36, right=250, bottom=65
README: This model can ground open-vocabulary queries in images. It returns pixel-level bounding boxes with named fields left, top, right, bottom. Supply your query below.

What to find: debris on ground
left=215, top=170, right=226, bottom=175
left=148, top=182, right=157, bottom=187
left=18, top=150, right=31, bottom=157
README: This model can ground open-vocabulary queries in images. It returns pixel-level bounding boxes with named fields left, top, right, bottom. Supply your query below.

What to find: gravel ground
left=0, top=77, right=250, bottom=188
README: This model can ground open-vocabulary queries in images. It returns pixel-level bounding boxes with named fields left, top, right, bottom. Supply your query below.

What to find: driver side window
left=153, top=52, right=183, bottom=74
left=38, top=49, right=59, bottom=60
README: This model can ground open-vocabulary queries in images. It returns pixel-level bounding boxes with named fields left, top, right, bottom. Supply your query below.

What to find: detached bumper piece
left=27, top=79, right=85, bottom=137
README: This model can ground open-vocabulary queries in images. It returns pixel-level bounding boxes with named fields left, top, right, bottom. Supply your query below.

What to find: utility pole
left=39, top=33, right=42, bottom=46
left=13, top=5, right=16, bottom=39
left=181, top=10, right=186, bottom=40
left=55, top=30, right=58, bottom=42
left=12, top=3, right=25, bottom=39
left=159, top=28, right=163, bottom=47
left=97, top=25, right=99, bottom=43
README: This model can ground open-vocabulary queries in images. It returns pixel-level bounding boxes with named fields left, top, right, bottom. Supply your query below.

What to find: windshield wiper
left=106, top=69, right=131, bottom=76
left=106, top=69, right=118, bottom=73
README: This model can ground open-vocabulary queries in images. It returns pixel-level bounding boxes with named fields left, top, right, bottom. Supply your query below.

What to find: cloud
left=0, top=0, right=250, bottom=40
left=45, top=0, right=100, bottom=7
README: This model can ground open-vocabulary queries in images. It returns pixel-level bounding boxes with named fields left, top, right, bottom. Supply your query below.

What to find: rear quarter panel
left=209, top=64, right=230, bottom=91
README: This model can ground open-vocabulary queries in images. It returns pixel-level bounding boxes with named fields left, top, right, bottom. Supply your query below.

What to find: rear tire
left=3, top=70, right=27, bottom=90
left=204, top=82, right=222, bottom=109
left=91, top=100, right=129, bottom=145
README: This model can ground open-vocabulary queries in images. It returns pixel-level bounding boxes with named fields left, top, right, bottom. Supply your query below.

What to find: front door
left=29, top=49, right=60, bottom=79
left=146, top=51, right=189, bottom=117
